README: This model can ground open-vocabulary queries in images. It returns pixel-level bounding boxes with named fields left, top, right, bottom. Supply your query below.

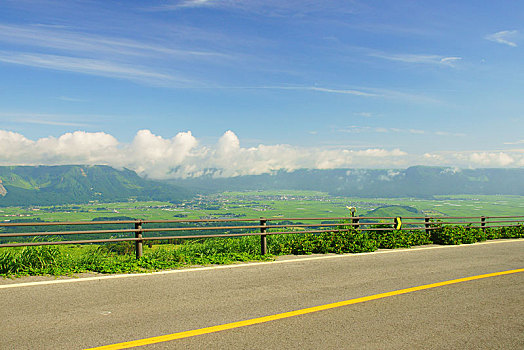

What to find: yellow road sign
left=394, top=217, right=402, bottom=230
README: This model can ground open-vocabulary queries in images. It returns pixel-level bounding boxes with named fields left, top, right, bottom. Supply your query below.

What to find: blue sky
left=0, top=0, right=523, bottom=177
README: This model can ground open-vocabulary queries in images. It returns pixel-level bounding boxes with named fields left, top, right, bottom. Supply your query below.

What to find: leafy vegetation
left=1, top=224, right=521, bottom=277
left=431, top=225, right=523, bottom=245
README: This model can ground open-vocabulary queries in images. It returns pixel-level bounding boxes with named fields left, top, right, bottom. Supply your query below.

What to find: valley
left=1, top=191, right=523, bottom=224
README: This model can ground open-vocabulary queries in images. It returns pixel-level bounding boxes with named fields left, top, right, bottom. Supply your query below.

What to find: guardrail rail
left=1, top=215, right=522, bottom=258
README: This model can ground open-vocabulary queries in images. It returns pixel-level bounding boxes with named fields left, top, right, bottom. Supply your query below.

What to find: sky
left=0, top=0, right=523, bottom=178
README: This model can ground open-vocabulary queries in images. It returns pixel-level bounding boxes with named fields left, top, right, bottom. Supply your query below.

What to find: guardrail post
left=260, top=218, right=267, bottom=255
left=481, top=216, right=486, bottom=232
left=135, top=221, right=143, bottom=259
left=425, top=217, right=431, bottom=236
left=352, top=217, right=360, bottom=230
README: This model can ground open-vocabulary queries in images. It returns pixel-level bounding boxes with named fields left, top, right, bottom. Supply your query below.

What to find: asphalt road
left=1, top=240, right=523, bottom=350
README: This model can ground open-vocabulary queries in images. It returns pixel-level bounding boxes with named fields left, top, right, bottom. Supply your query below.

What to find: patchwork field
left=1, top=191, right=522, bottom=223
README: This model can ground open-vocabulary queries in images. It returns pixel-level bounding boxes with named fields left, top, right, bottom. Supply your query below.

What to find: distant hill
left=167, top=166, right=524, bottom=197
left=0, top=165, right=190, bottom=206
left=364, top=205, right=422, bottom=217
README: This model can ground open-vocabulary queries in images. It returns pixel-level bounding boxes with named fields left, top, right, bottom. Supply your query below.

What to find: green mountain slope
left=365, top=205, right=422, bottom=217
left=0, top=165, right=190, bottom=206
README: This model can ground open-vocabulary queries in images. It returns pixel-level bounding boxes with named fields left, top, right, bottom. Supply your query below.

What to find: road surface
left=1, top=239, right=523, bottom=349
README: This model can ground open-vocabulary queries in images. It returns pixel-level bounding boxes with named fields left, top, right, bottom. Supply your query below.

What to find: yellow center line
left=86, top=268, right=524, bottom=350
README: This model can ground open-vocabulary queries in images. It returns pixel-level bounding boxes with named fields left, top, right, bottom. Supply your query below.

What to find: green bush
left=432, top=225, right=494, bottom=245
left=272, top=229, right=378, bottom=255
left=369, top=229, right=431, bottom=249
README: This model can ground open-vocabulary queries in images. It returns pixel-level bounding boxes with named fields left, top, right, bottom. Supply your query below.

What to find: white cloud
left=0, top=130, right=120, bottom=165
left=485, top=30, right=518, bottom=47
left=468, top=152, right=514, bottom=167
left=125, top=129, right=199, bottom=178
left=0, top=129, right=410, bottom=178
left=504, top=139, right=524, bottom=145
left=422, top=150, right=524, bottom=168
left=2, top=130, right=521, bottom=179
left=379, top=170, right=403, bottom=181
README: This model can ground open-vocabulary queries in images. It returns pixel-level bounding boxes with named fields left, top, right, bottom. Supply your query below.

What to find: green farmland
left=1, top=191, right=522, bottom=223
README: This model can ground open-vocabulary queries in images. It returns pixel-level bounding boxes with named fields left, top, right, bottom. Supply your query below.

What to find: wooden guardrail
left=0, top=215, right=522, bottom=258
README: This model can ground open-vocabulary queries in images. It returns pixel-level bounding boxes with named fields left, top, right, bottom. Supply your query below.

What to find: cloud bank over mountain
left=1, top=129, right=522, bottom=179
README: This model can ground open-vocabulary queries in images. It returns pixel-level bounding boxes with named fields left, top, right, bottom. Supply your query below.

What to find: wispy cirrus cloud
left=223, top=85, right=438, bottom=103
left=56, top=96, right=87, bottom=102
left=166, top=0, right=215, bottom=9
left=306, top=86, right=377, bottom=97
left=150, top=0, right=217, bottom=11
left=148, top=0, right=357, bottom=17
left=485, top=30, right=518, bottom=47
left=0, top=23, right=234, bottom=87
left=354, top=112, right=373, bottom=118
left=0, top=51, right=189, bottom=86
left=0, top=24, right=231, bottom=60
left=0, top=111, right=114, bottom=127
left=223, top=85, right=379, bottom=97
left=369, top=52, right=463, bottom=66
left=338, top=125, right=465, bottom=137
left=15, top=119, right=89, bottom=127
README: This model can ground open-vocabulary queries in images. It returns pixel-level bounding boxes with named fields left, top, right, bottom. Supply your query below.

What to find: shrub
left=271, top=228, right=378, bottom=255
left=432, top=225, right=488, bottom=245
left=369, top=229, right=431, bottom=249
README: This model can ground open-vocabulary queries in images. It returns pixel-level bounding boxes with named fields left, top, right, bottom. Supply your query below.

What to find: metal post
left=425, top=217, right=431, bottom=236
left=260, top=218, right=267, bottom=255
left=135, top=221, right=143, bottom=259
left=481, top=216, right=486, bottom=232
left=352, top=217, right=360, bottom=230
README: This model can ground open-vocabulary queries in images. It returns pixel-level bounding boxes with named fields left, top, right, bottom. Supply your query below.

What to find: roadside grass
left=1, top=225, right=522, bottom=277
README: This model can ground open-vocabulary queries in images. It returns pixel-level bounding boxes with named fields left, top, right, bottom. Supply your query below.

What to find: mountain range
left=0, top=165, right=522, bottom=207
left=168, top=166, right=524, bottom=197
